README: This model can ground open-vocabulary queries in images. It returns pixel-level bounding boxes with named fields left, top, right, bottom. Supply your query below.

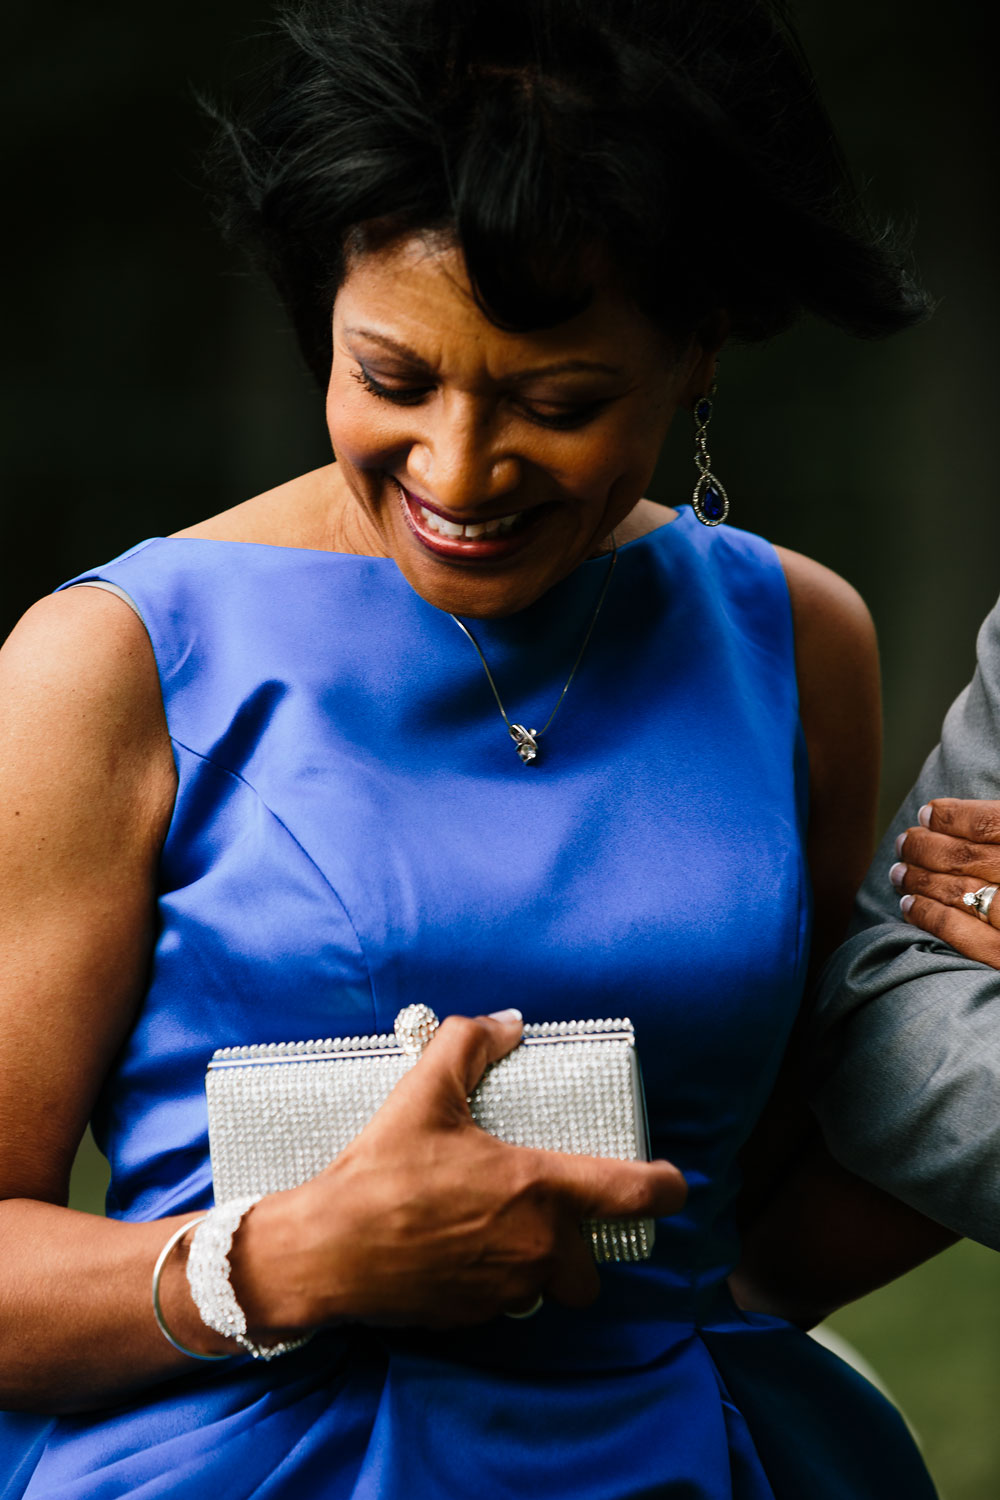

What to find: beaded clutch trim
left=206, top=1004, right=655, bottom=1263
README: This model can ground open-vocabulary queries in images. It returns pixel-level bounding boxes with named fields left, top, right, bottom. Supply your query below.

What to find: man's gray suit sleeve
left=809, top=596, right=1000, bottom=1248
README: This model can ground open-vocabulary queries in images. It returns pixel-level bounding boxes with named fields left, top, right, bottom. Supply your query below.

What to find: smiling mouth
left=419, top=504, right=522, bottom=539
left=396, top=484, right=544, bottom=560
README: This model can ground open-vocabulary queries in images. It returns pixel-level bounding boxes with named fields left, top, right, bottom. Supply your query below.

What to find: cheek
left=607, top=399, right=679, bottom=491
left=555, top=426, right=663, bottom=501
left=326, top=380, right=407, bottom=474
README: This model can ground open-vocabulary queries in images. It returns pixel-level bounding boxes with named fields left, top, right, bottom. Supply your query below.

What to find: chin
left=402, top=564, right=550, bottom=619
left=392, top=521, right=607, bottom=621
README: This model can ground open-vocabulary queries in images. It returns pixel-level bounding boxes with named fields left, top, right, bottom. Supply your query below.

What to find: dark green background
left=9, top=3, right=1000, bottom=1494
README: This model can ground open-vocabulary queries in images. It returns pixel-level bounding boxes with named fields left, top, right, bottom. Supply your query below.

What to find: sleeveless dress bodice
left=0, top=510, right=936, bottom=1498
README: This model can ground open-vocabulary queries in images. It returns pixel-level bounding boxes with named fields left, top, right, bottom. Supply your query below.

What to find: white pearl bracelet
left=186, top=1195, right=312, bottom=1361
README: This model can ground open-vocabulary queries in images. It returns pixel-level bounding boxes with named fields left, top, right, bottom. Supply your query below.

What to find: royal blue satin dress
left=0, top=509, right=936, bottom=1498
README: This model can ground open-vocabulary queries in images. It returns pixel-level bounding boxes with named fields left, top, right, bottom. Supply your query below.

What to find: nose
left=406, top=394, right=521, bottom=514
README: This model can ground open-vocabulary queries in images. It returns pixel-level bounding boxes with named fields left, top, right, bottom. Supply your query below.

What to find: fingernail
left=895, top=831, right=908, bottom=857
left=489, top=1008, right=523, bottom=1022
left=889, top=862, right=907, bottom=889
left=900, top=895, right=915, bottom=915
left=918, top=804, right=932, bottom=828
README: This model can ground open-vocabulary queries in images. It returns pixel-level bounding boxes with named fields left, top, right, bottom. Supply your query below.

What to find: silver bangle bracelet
left=186, top=1196, right=313, bottom=1362
left=151, top=1216, right=233, bottom=1362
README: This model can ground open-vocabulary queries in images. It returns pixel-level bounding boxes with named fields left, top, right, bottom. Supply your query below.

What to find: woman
left=0, top=1, right=945, bottom=1495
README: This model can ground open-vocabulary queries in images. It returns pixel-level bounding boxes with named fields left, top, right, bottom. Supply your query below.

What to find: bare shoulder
left=174, top=466, right=338, bottom=549
left=773, top=548, right=881, bottom=957
left=773, top=546, right=876, bottom=662
left=0, top=590, right=175, bottom=1201
left=772, top=544, right=878, bottom=731
left=0, top=587, right=168, bottom=768
left=773, top=545, right=879, bottom=726
left=0, top=586, right=175, bottom=903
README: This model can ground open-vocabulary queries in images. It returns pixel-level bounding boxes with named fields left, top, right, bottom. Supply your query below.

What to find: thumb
left=403, top=1009, right=525, bottom=1104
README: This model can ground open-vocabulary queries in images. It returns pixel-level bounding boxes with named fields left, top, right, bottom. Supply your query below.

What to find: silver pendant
left=509, top=724, right=539, bottom=764
left=448, top=539, right=617, bottom=770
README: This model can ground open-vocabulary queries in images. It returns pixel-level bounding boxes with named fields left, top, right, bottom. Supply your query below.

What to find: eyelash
left=350, top=364, right=605, bottom=431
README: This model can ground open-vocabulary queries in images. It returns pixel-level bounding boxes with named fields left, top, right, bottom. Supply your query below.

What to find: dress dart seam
left=166, top=735, right=379, bottom=1031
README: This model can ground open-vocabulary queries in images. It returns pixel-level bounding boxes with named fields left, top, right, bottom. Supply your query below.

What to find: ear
left=679, top=312, right=729, bottom=411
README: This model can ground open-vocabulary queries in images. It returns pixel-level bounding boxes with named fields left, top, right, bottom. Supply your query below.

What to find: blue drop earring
left=691, top=383, right=729, bottom=526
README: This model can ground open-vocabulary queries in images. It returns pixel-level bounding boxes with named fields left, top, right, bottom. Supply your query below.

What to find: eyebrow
left=343, top=327, right=624, bottom=380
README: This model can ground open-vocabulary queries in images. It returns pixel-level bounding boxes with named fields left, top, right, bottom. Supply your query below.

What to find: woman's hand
left=890, top=798, right=1000, bottom=964
left=233, top=1011, right=688, bottom=1336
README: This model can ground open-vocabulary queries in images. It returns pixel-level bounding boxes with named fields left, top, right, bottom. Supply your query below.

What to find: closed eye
left=516, top=400, right=609, bottom=430
left=352, top=362, right=611, bottom=430
left=351, top=365, right=430, bottom=405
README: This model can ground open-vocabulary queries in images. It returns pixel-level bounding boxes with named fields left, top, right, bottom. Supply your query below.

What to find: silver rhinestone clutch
left=206, top=1005, right=655, bottom=1263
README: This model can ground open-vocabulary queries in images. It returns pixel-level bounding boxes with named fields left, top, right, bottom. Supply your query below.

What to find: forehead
left=334, top=233, right=673, bottom=377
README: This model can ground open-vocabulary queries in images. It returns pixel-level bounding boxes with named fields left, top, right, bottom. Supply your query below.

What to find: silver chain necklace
left=448, top=535, right=618, bottom=764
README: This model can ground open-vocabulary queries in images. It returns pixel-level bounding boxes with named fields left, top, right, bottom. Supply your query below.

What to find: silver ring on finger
left=963, top=884, right=999, bottom=923
left=504, top=1293, right=543, bottom=1320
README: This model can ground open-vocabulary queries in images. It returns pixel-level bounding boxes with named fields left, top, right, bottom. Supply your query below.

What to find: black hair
left=207, top=0, right=930, bottom=386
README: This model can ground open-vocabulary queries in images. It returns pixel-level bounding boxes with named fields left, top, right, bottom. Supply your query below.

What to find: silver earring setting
left=691, top=385, right=729, bottom=527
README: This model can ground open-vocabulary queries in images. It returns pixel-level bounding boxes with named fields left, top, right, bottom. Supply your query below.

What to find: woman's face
left=326, top=233, right=715, bottom=617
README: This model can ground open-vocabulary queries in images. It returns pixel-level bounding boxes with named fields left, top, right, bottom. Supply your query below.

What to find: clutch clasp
left=394, top=1004, right=440, bottom=1056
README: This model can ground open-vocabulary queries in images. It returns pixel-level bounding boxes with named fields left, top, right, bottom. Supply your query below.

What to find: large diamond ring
left=963, top=884, right=999, bottom=924
left=504, top=1293, right=543, bottom=1320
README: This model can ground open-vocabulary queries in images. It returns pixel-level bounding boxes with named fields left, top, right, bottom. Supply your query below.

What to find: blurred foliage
left=12, top=2, right=1000, bottom=1494
left=68, top=1128, right=110, bottom=1213
left=828, top=1242, right=1000, bottom=1500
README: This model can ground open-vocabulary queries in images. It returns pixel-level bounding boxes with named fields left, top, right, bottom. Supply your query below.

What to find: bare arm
left=735, top=549, right=882, bottom=1214
left=0, top=589, right=686, bottom=1413
left=787, top=548, right=883, bottom=971
left=0, top=586, right=207, bottom=1408
left=732, top=551, right=956, bottom=1326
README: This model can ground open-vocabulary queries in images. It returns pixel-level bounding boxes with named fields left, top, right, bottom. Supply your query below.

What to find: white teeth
left=417, top=502, right=523, bottom=540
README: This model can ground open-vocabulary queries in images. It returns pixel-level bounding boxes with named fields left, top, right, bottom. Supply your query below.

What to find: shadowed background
left=5, top=2, right=1000, bottom=1494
